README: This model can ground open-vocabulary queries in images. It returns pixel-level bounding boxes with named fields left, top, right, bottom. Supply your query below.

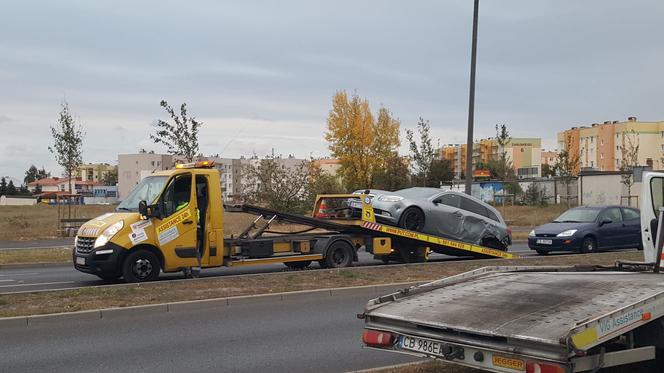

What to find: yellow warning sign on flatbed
left=361, top=221, right=518, bottom=259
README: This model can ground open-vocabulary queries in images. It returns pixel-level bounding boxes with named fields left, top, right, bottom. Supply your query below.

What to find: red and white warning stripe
left=362, top=222, right=382, bottom=231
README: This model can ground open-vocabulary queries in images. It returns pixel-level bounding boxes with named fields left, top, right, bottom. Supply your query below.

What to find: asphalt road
left=0, top=244, right=533, bottom=294
left=0, top=289, right=417, bottom=373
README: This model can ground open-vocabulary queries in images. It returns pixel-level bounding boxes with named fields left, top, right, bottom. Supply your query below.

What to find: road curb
left=0, top=281, right=424, bottom=328
left=0, top=262, right=71, bottom=270
left=349, top=361, right=425, bottom=372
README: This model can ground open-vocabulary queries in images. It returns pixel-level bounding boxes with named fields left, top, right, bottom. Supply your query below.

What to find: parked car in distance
left=351, top=187, right=512, bottom=250
left=528, top=205, right=641, bottom=255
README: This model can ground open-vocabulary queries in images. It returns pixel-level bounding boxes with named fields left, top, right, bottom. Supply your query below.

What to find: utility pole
left=464, top=0, right=480, bottom=195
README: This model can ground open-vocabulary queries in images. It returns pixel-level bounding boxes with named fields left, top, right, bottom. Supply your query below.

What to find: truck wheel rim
left=133, top=258, right=153, bottom=279
left=332, top=248, right=347, bottom=265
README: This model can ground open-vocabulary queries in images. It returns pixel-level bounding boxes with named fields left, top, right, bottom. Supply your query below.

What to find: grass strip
left=0, top=251, right=642, bottom=318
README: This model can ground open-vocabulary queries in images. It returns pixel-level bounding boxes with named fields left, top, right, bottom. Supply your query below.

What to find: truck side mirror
left=138, top=200, right=149, bottom=219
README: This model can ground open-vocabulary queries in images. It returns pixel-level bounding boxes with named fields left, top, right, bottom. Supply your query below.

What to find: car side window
left=601, top=207, right=623, bottom=223
left=436, top=194, right=460, bottom=208
left=621, top=208, right=640, bottom=221
left=459, top=196, right=488, bottom=218
left=486, top=209, right=500, bottom=222
left=161, top=173, right=192, bottom=217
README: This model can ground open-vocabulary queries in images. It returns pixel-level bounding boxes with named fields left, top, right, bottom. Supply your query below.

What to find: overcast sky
left=1, top=0, right=663, bottom=183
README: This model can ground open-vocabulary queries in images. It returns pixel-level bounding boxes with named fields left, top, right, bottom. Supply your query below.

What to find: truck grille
left=76, top=237, right=96, bottom=254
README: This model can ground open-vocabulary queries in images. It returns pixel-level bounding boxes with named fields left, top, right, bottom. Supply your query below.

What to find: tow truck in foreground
left=73, top=161, right=516, bottom=282
left=360, top=171, right=664, bottom=372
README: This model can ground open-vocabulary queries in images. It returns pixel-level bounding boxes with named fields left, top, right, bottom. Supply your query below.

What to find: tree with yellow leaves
left=325, top=91, right=401, bottom=190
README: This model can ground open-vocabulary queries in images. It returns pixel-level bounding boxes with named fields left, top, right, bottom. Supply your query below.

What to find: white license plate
left=536, top=239, right=553, bottom=245
left=400, top=335, right=446, bottom=356
left=76, top=257, right=85, bottom=265
left=350, top=201, right=362, bottom=209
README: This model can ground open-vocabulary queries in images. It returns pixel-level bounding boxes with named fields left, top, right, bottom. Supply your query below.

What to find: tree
left=7, top=180, right=17, bottom=195
left=406, top=117, right=436, bottom=186
left=373, top=154, right=411, bottom=190
left=0, top=177, right=6, bottom=196
left=242, top=153, right=313, bottom=214
left=523, top=183, right=547, bottom=206
left=325, top=91, right=400, bottom=190
left=429, top=158, right=454, bottom=187
left=150, top=100, right=203, bottom=162
left=24, top=165, right=39, bottom=184
left=49, top=101, right=84, bottom=194
left=554, top=135, right=580, bottom=207
left=101, top=168, right=118, bottom=186
left=541, top=163, right=556, bottom=178
left=492, top=124, right=514, bottom=180
left=618, top=130, right=640, bottom=203
left=36, top=167, right=50, bottom=180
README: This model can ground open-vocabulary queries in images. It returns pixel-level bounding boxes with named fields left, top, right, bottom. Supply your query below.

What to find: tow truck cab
left=74, top=161, right=225, bottom=282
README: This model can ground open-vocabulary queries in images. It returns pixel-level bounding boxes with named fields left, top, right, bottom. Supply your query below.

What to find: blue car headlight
left=556, top=229, right=577, bottom=237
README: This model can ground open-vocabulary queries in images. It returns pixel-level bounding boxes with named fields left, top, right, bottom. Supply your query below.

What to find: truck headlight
left=94, top=221, right=124, bottom=248
left=528, top=230, right=535, bottom=237
left=377, top=195, right=403, bottom=202
left=556, top=229, right=577, bottom=237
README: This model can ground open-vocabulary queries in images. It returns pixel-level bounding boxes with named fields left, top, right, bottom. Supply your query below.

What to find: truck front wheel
left=122, top=249, right=161, bottom=283
left=324, top=241, right=353, bottom=268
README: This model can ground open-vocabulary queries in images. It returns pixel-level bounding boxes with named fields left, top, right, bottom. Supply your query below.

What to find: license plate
left=492, top=355, right=525, bottom=371
left=76, top=257, right=85, bottom=265
left=350, top=201, right=362, bottom=209
left=536, top=239, right=553, bottom=245
left=400, top=335, right=446, bottom=356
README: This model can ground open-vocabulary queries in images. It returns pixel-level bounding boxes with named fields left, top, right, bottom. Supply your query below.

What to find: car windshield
left=116, top=176, right=168, bottom=212
left=553, top=208, right=601, bottom=223
left=393, top=187, right=441, bottom=199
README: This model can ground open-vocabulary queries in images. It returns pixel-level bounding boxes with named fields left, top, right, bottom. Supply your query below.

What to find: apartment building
left=77, top=163, right=117, bottom=184
left=117, top=153, right=174, bottom=200
left=441, top=137, right=542, bottom=179
left=557, top=117, right=664, bottom=174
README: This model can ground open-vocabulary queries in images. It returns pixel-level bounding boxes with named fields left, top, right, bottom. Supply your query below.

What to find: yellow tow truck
left=73, top=161, right=516, bottom=282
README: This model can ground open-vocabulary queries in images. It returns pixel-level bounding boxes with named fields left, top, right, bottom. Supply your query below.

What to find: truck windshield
left=116, top=176, right=168, bottom=212
left=553, top=208, right=601, bottom=223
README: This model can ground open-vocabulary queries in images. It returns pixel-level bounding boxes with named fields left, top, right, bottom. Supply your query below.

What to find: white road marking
left=0, top=279, right=14, bottom=282
left=0, top=272, right=42, bottom=277
left=0, top=281, right=76, bottom=288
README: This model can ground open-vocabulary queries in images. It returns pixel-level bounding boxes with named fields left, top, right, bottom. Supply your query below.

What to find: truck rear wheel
left=324, top=241, right=353, bottom=268
left=284, top=260, right=312, bottom=269
left=122, top=249, right=161, bottom=283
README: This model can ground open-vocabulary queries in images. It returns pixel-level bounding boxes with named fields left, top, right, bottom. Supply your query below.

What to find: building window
left=591, top=161, right=594, bottom=167
left=600, top=153, right=604, bottom=159
left=661, top=144, right=664, bottom=152
left=600, top=139, right=604, bottom=146
left=151, top=161, right=155, bottom=166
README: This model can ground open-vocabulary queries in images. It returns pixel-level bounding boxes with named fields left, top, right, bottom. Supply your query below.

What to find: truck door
left=155, top=172, right=199, bottom=269
left=640, top=172, right=664, bottom=263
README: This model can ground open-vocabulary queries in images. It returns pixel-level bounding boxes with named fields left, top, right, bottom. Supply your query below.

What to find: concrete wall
left=0, top=196, right=37, bottom=206
left=578, top=172, right=640, bottom=208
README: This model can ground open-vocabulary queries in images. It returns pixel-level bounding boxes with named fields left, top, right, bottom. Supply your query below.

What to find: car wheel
left=122, top=249, right=161, bottom=282
left=580, top=236, right=597, bottom=254
left=399, top=207, right=425, bottom=231
left=535, top=250, right=549, bottom=256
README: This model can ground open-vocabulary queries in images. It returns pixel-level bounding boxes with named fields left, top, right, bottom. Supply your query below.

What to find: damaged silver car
left=354, top=187, right=511, bottom=251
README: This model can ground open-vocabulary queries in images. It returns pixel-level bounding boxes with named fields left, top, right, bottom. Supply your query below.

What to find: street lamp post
left=464, top=0, right=480, bottom=196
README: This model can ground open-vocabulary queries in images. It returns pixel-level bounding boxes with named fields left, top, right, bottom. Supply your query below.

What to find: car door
left=642, top=172, right=664, bottom=263
left=155, top=172, right=199, bottom=270
left=427, top=193, right=462, bottom=237
left=458, top=195, right=495, bottom=242
left=596, top=207, right=623, bottom=249
left=621, top=207, right=641, bottom=248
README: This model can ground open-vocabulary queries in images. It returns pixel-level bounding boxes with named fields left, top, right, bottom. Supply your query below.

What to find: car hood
left=535, top=222, right=596, bottom=235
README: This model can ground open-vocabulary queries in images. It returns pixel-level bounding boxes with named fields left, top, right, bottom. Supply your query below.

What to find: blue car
left=528, top=205, right=641, bottom=255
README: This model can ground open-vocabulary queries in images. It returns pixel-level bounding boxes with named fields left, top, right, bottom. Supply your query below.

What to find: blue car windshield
left=553, top=208, right=601, bottom=223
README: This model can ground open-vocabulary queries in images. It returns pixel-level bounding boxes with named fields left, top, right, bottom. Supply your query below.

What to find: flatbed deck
left=364, top=266, right=664, bottom=360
